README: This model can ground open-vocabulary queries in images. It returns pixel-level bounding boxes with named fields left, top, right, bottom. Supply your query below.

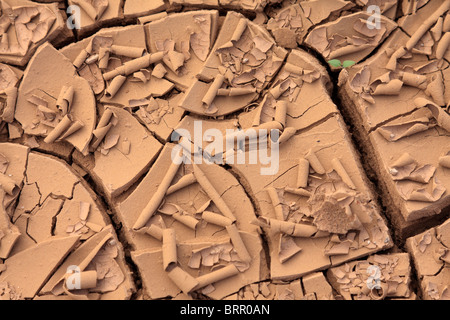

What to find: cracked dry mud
left=1, top=0, right=450, bottom=300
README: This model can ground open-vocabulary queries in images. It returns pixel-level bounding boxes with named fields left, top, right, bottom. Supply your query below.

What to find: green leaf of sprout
left=342, top=60, right=356, bottom=68
left=328, top=59, right=342, bottom=68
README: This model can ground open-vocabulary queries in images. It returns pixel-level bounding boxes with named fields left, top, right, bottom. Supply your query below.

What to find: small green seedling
left=328, top=59, right=342, bottom=68
left=342, top=60, right=356, bottom=68
left=328, top=59, right=356, bottom=68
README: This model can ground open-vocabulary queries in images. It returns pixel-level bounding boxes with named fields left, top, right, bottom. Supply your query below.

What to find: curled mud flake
left=332, top=158, right=356, bottom=190
left=56, top=86, right=74, bottom=116
left=412, top=31, right=434, bottom=55
left=0, top=5, right=57, bottom=57
left=369, top=71, right=393, bottom=86
left=44, top=115, right=73, bottom=144
left=307, top=27, right=328, bottom=54
left=90, top=108, right=117, bottom=150
left=302, top=69, right=321, bottom=83
left=436, top=32, right=450, bottom=59
left=327, top=36, right=375, bottom=60
left=350, top=66, right=372, bottom=102
left=130, top=69, right=151, bottom=83
left=435, top=247, right=450, bottom=263
left=105, top=75, right=126, bottom=99
left=325, top=240, right=352, bottom=256
left=425, top=73, right=446, bottom=107
left=377, top=118, right=432, bottom=142
left=85, top=54, right=99, bottom=64
left=398, top=177, right=446, bottom=203
left=98, top=47, right=110, bottom=69
left=278, top=235, right=302, bottom=264
left=179, top=40, right=190, bottom=62
left=439, top=155, right=450, bottom=168
left=103, top=52, right=164, bottom=81
left=162, top=228, right=177, bottom=271
left=4, top=235, right=81, bottom=299
left=188, top=251, right=202, bottom=269
left=400, top=72, right=427, bottom=89
left=426, top=282, right=441, bottom=300
left=305, top=149, right=325, bottom=175
left=419, top=231, right=433, bottom=253
left=158, top=202, right=199, bottom=230
left=202, top=74, right=224, bottom=110
left=386, top=46, right=407, bottom=71
left=253, top=36, right=274, bottom=54
left=152, top=63, right=167, bottom=79
left=87, top=251, right=126, bottom=294
left=0, top=189, right=20, bottom=260
left=402, top=3, right=449, bottom=55
left=391, top=153, right=416, bottom=168
left=79, top=202, right=91, bottom=221
left=202, top=210, right=232, bottom=227
left=389, top=153, right=436, bottom=183
left=408, top=165, right=436, bottom=184
left=165, top=50, right=186, bottom=74
left=85, top=222, right=103, bottom=233
left=167, top=173, right=197, bottom=196
left=409, top=177, right=446, bottom=203
left=91, top=36, right=114, bottom=56
left=66, top=270, right=98, bottom=292
left=252, top=216, right=319, bottom=238
left=266, top=186, right=287, bottom=221
left=284, top=187, right=311, bottom=198
left=415, top=98, right=450, bottom=132
left=282, top=63, right=302, bottom=78
left=144, top=222, right=164, bottom=241
left=254, top=95, right=275, bottom=126
left=134, top=98, right=171, bottom=125
left=360, top=92, right=375, bottom=104
left=0, top=153, right=8, bottom=174
left=102, top=133, right=120, bottom=151
left=58, top=120, right=85, bottom=141
left=110, top=45, right=144, bottom=59
left=431, top=16, right=444, bottom=41
left=269, top=79, right=290, bottom=99
left=217, top=87, right=256, bottom=97
left=0, top=64, right=19, bottom=91
left=371, top=79, right=403, bottom=96
left=72, top=0, right=108, bottom=21
left=193, top=164, right=236, bottom=222
left=190, top=14, right=212, bottom=62
left=220, top=18, right=248, bottom=50
left=194, top=264, right=240, bottom=291
left=226, top=224, right=251, bottom=263
left=73, top=43, right=93, bottom=69
left=0, top=86, right=17, bottom=123
left=274, top=100, right=287, bottom=127
left=133, top=159, right=182, bottom=230
left=414, top=60, right=446, bottom=74
left=71, top=0, right=98, bottom=21
left=78, top=63, right=105, bottom=95
left=277, top=127, right=296, bottom=144
left=390, top=162, right=414, bottom=179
